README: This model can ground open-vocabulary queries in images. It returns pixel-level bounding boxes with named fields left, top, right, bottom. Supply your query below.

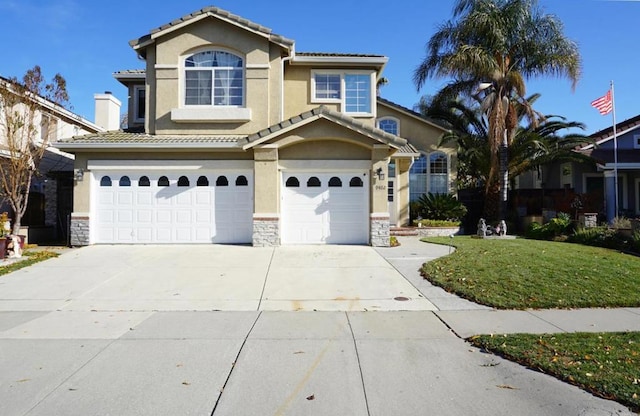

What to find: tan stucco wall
left=283, top=65, right=376, bottom=128
left=253, top=148, right=279, bottom=213
left=145, top=17, right=283, bottom=135
left=395, top=158, right=412, bottom=226
left=371, top=146, right=389, bottom=213
left=279, top=140, right=370, bottom=160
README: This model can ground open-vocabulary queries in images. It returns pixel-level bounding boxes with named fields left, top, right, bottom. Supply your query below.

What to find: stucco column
left=371, top=145, right=390, bottom=247
left=395, top=158, right=412, bottom=226
left=253, top=146, right=280, bottom=246
left=604, top=170, right=616, bottom=223
left=70, top=156, right=91, bottom=246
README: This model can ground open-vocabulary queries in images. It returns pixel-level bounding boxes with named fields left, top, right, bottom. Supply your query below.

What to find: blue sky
left=1, top=0, right=637, bottom=135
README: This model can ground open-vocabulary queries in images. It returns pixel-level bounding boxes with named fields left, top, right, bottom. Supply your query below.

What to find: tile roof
left=581, top=148, right=640, bottom=165
left=395, top=143, right=421, bottom=157
left=377, top=97, right=449, bottom=131
left=244, top=106, right=407, bottom=149
left=296, top=52, right=386, bottom=58
left=130, top=6, right=294, bottom=52
left=55, top=131, right=244, bottom=149
left=589, top=114, right=640, bottom=142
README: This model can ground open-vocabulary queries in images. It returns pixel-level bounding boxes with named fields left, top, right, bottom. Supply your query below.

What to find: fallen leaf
left=16, top=379, right=30, bottom=383
left=306, top=394, right=315, bottom=400
left=294, top=351, right=305, bottom=355
left=496, top=384, right=519, bottom=390
left=182, top=382, right=191, bottom=386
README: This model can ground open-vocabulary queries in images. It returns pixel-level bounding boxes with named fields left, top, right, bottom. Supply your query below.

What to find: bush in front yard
left=414, top=193, right=467, bottom=221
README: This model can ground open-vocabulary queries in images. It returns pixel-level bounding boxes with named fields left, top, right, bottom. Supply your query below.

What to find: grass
left=0, top=250, right=59, bottom=276
left=470, top=332, right=640, bottom=413
left=421, top=236, right=640, bottom=309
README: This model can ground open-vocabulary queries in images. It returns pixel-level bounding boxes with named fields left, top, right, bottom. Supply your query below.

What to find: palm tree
left=424, top=96, right=593, bottom=199
left=414, top=0, right=581, bottom=220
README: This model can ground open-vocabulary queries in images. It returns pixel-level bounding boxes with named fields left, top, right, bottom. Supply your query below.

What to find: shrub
left=414, top=219, right=461, bottom=227
left=525, top=212, right=573, bottom=240
left=567, top=227, right=628, bottom=250
left=415, top=193, right=467, bottom=221
left=612, top=216, right=632, bottom=229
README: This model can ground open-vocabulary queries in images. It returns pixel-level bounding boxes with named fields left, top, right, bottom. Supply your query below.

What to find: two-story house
left=57, top=6, right=452, bottom=247
left=0, top=76, right=105, bottom=244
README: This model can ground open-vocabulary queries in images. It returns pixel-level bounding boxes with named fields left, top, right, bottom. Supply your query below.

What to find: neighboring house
left=514, top=115, right=640, bottom=224
left=0, top=76, right=104, bottom=243
left=56, top=6, right=451, bottom=247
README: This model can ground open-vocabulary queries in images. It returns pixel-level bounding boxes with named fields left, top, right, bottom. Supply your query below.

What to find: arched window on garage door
left=139, top=176, right=150, bottom=187
left=197, top=176, right=209, bottom=186
left=328, top=177, right=342, bottom=187
left=285, top=177, right=299, bottom=187
left=216, top=176, right=229, bottom=186
left=236, top=175, right=248, bottom=186
left=349, top=177, right=363, bottom=187
left=178, top=176, right=190, bottom=187
left=307, top=177, right=321, bottom=187
left=158, top=176, right=170, bottom=187
left=119, top=176, right=131, bottom=187
left=100, top=176, right=112, bottom=186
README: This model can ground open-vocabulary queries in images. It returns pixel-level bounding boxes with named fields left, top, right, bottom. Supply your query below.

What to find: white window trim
left=376, top=116, right=400, bottom=136
left=310, top=70, right=376, bottom=117
left=133, top=85, right=145, bottom=123
left=172, top=47, right=250, bottom=123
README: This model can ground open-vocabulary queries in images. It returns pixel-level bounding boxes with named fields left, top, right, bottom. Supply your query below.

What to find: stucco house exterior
left=0, top=76, right=104, bottom=243
left=56, top=6, right=451, bottom=247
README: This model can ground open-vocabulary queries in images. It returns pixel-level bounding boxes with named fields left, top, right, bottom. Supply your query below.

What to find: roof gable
left=242, top=106, right=407, bottom=150
left=130, top=6, right=294, bottom=57
left=377, top=97, right=449, bottom=132
left=583, top=113, right=640, bottom=150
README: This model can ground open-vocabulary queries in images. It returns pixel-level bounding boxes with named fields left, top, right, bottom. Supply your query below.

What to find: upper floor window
left=377, top=117, right=399, bottom=135
left=133, top=85, right=145, bottom=123
left=311, top=70, right=375, bottom=116
left=184, top=50, right=244, bottom=107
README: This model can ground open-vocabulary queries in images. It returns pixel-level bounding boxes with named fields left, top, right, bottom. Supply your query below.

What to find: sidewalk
left=377, top=236, right=640, bottom=338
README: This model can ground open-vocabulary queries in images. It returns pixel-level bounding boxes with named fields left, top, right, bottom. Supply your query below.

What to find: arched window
left=100, top=176, right=112, bottom=187
left=197, top=176, right=209, bottom=186
left=307, top=177, right=321, bottom=187
left=235, top=175, right=248, bottom=186
left=285, top=177, right=299, bottom=187
left=328, top=177, right=342, bottom=187
left=216, top=176, right=229, bottom=186
left=119, top=176, right=131, bottom=187
left=178, top=176, right=190, bottom=187
left=158, top=176, right=170, bottom=187
left=138, top=176, right=150, bottom=187
left=429, top=152, right=449, bottom=194
left=184, top=50, right=244, bottom=106
left=349, top=177, right=363, bottom=187
left=377, top=117, right=399, bottom=135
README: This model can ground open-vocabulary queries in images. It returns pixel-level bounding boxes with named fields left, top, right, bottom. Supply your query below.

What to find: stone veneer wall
left=370, top=214, right=390, bottom=247
left=70, top=214, right=90, bottom=246
left=415, top=226, right=462, bottom=237
left=253, top=216, right=279, bottom=247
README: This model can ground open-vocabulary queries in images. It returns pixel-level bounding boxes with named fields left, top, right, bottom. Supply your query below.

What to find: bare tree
left=0, top=66, right=69, bottom=234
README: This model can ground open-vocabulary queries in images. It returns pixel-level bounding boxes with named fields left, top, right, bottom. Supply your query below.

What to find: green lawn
left=0, top=250, right=59, bottom=276
left=470, top=332, right=640, bottom=413
left=421, top=236, right=640, bottom=309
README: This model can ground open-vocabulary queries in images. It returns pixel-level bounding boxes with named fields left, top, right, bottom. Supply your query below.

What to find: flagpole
left=611, top=80, right=619, bottom=219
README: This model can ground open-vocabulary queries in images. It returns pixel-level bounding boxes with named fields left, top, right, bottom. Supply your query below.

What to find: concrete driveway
left=0, top=243, right=634, bottom=415
left=0, top=245, right=435, bottom=312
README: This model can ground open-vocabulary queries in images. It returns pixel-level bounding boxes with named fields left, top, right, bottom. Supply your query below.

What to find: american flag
left=591, top=90, right=613, bottom=115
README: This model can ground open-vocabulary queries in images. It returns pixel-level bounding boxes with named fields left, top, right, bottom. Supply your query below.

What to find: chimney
left=94, top=91, right=122, bottom=131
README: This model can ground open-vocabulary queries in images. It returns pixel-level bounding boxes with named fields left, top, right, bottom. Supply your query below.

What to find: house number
left=375, top=185, right=386, bottom=190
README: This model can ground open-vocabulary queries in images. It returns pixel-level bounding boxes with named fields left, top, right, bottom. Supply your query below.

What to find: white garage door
left=93, top=171, right=253, bottom=244
left=281, top=172, right=369, bottom=244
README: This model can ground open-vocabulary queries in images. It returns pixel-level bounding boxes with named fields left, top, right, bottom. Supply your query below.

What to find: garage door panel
left=282, top=172, right=369, bottom=245
left=94, top=170, right=252, bottom=244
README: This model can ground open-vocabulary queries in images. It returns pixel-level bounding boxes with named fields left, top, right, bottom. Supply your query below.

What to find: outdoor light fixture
left=376, top=167, right=385, bottom=181
left=74, top=168, right=84, bottom=181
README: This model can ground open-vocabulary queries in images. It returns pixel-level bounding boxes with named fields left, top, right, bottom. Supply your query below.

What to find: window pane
left=328, top=177, right=342, bottom=187
left=429, top=153, right=448, bottom=194
left=307, top=177, right=321, bottom=187
left=139, top=176, right=150, bottom=187
left=197, top=176, right=209, bottom=186
left=344, top=74, right=371, bottom=113
left=158, top=176, right=170, bottom=187
left=185, top=70, right=212, bottom=105
left=119, top=176, right=131, bottom=187
left=410, top=155, right=428, bottom=201
left=315, top=74, right=341, bottom=99
left=349, top=177, right=363, bottom=187
left=286, top=177, right=299, bottom=187
left=178, top=176, right=190, bottom=187
left=378, top=119, right=398, bottom=135
left=214, top=69, right=243, bottom=106
left=216, top=176, right=229, bottom=186
left=236, top=175, right=248, bottom=186
left=100, top=176, right=112, bottom=187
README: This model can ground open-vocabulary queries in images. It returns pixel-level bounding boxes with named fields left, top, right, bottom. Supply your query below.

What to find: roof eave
left=54, top=142, right=243, bottom=151
left=291, top=55, right=388, bottom=67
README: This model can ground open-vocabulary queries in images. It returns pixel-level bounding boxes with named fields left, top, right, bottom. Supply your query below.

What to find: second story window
left=133, top=85, right=145, bottom=123
left=311, top=70, right=375, bottom=116
left=377, top=117, right=399, bottom=135
left=184, top=50, right=243, bottom=106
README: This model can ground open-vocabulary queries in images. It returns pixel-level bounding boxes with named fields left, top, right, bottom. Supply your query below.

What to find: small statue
left=477, top=218, right=489, bottom=237
left=6, top=235, right=21, bottom=258
left=498, top=220, right=507, bottom=236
